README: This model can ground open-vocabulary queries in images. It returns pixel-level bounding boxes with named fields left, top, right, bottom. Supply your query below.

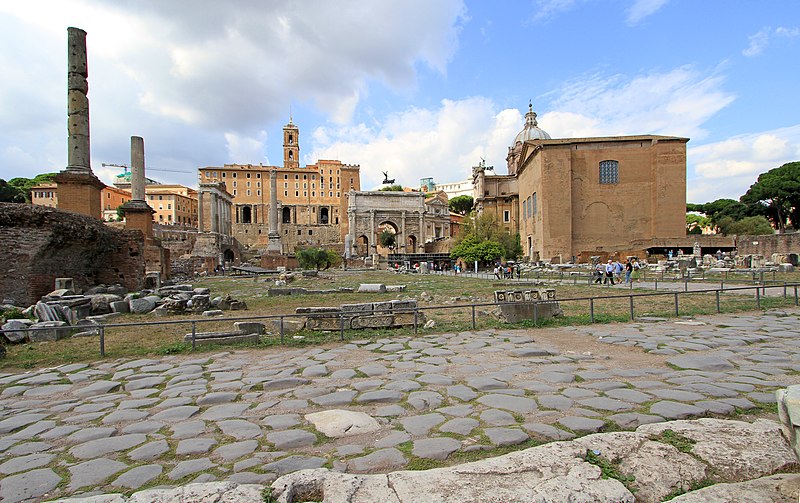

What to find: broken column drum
left=66, top=27, right=91, bottom=174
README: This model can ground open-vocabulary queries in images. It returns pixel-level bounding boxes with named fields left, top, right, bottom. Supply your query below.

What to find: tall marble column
left=197, top=191, right=205, bottom=232
left=210, top=193, right=218, bottom=233
left=55, top=27, right=104, bottom=218
left=267, top=170, right=282, bottom=253
left=121, top=136, right=154, bottom=236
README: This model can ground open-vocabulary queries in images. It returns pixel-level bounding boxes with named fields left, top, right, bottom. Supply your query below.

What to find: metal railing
left=2, top=282, right=798, bottom=358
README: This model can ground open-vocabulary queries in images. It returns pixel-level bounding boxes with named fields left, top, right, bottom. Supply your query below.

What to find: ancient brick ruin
left=0, top=202, right=145, bottom=306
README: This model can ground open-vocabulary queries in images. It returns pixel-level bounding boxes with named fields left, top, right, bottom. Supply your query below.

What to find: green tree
left=686, top=213, right=710, bottom=235
left=448, top=195, right=474, bottom=215
left=295, top=247, right=342, bottom=270
left=450, top=213, right=520, bottom=263
left=378, top=229, right=396, bottom=249
left=716, top=215, right=775, bottom=236
left=740, top=161, right=800, bottom=232
left=378, top=184, right=404, bottom=192
left=8, top=173, right=57, bottom=203
left=0, top=179, right=26, bottom=203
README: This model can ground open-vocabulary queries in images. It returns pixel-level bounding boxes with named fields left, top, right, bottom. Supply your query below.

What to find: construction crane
left=101, top=163, right=192, bottom=174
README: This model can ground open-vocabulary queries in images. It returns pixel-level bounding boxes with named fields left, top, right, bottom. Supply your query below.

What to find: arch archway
left=282, top=207, right=291, bottom=224
left=320, top=207, right=329, bottom=224
left=406, top=234, right=417, bottom=252
left=223, top=248, right=235, bottom=263
left=242, top=206, right=252, bottom=224
left=376, top=221, right=399, bottom=255
left=357, top=235, right=369, bottom=256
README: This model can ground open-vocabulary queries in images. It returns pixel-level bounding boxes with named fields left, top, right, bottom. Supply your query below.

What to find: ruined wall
left=0, top=202, right=145, bottom=305
left=736, top=233, right=800, bottom=257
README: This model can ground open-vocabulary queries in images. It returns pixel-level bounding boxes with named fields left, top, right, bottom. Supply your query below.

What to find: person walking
left=625, top=259, right=633, bottom=283
left=604, top=260, right=615, bottom=285
left=631, top=259, right=641, bottom=282
left=593, top=262, right=603, bottom=284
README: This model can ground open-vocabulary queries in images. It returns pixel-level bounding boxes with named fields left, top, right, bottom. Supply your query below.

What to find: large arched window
left=599, top=160, right=619, bottom=184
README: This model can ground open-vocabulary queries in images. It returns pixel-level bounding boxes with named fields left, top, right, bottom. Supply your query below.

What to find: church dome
left=514, top=102, right=551, bottom=143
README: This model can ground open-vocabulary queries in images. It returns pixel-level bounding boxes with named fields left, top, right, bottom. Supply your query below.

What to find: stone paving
left=1, top=308, right=799, bottom=502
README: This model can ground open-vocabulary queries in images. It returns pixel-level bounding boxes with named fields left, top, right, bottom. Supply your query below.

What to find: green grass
left=584, top=449, right=636, bottom=492
left=649, top=429, right=695, bottom=453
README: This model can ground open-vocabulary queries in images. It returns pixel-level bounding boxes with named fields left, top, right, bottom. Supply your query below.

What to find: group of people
left=493, top=263, right=520, bottom=279
left=593, top=258, right=641, bottom=285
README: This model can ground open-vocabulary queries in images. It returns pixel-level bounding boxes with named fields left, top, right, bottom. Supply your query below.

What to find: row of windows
left=522, top=192, right=537, bottom=220
left=34, top=191, right=55, bottom=198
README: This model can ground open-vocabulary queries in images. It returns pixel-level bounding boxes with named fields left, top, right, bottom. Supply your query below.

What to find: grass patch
left=649, top=429, right=695, bottom=453
left=584, top=449, right=636, bottom=492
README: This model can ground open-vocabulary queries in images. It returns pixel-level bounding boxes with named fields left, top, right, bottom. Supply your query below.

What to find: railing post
left=340, top=313, right=345, bottom=341
left=589, top=298, right=595, bottom=323
left=756, top=287, right=761, bottom=309
left=99, top=326, right=105, bottom=357
left=191, top=321, right=196, bottom=351
left=716, top=290, right=721, bottom=313
left=795, top=285, right=798, bottom=306
left=280, top=316, right=285, bottom=344
left=655, top=278, right=658, bottom=290
left=413, top=309, right=418, bottom=334
left=673, top=292, right=679, bottom=317
left=533, top=302, right=538, bottom=325
left=471, top=305, right=476, bottom=329
left=684, top=278, right=688, bottom=292
left=629, top=295, right=634, bottom=320
left=784, top=282, right=787, bottom=299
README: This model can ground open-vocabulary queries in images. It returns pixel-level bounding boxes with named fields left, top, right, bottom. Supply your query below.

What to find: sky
left=0, top=0, right=798, bottom=204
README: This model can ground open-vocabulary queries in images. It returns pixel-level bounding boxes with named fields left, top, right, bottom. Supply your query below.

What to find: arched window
left=242, top=206, right=252, bottom=224
left=282, top=207, right=291, bottom=224
left=320, top=207, right=329, bottom=224
left=599, top=160, right=619, bottom=184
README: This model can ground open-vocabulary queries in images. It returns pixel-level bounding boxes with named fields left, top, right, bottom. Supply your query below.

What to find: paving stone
left=477, top=394, right=538, bottom=414
left=479, top=409, right=516, bottom=426
left=330, top=369, right=357, bottom=379
left=213, top=440, right=259, bottom=461
left=605, top=388, right=653, bottom=404
left=437, top=404, right=474, bottom=417
left=667, top=354, right=735, bottom=371
left=356, top=389, right=403, bottom=404
left=74, top=380, right=121, bottom=397
left=102, top=409, right=149, bottom=424
left=4, top=441, right=52, bottom=456
left=9, top=420, right=56, bottom=440
left=537, top=371, right=574, bottom=383
left=352, top=379, right=384, bottom=391
left=578, top=397, right=635, bottom=412
left=696, top=400, right=736, bottom=415
left=171, top=420, right=206, bottom=439
left=267, top=429, right=318, bottom=449
left=357, top=363, right=388, bottom=377
left=150, top=405, right=200, bottom=422
left=124, top=376, right=165, bottom=391
left=218, top=419, right=262, bottom=440
left=168, top=458, right=216, bottom=480
left=123, top=420, right=166, bottom=434
left=263, top=455, right=326, bottom=475
left=484, top=427, right=530, bottom=446
left=439, top=417, right=479, bottom=435
left=111, top=464, right=163, bottom=490
left=200, top=403, right=250, bottom=420
left=0, top=413, right=49, bottom=434
left=347, top=448, right=406, bottom=473
left=649, top=389, right=707, bottom=402
left=70, top=433, right=147, bottom=459
left=0, top=453, right=55, bottom=474
left=605, top=413, right=665, bottom=429
left=649, top=400, right=706, bottom=419
left=302, top=365, right=329, bottom=377
left=446, top=384, right=478, bottom=401
left=561, top=387, right=598, bottom=399
left=22, top=384, right=72, bottom=398
left=69, top=458, right=128, bottom=490
left=417, top=373, right=454, bottom=385
left=127, top=439, right=170, bottom=462
left=466, top=376, right=508, bottom=391
left=0, top=467, right=61, bottom=503
left=336, top=444, right=365, bottom=456
left=400, top=413, right=446, bottom=436
left=263, top=413, right=301, bottom=430
left=537, top=394, right=574, bottom=410
left=176, top=438, right=218, bottom=455
left=584, top=381, right=629, bottom=391
left=384, top=379, right=421, bottom=392
left=38, top=424, right=79, bottom=440
left=261, top=377, right=310, bottom=391
left=375, top=431, right=412, bottom=448
left=196, top=392, right=238, bottom=406
left=523, top=422, right=575, bottom=441
left=412, top=437, right=461, bottom=459
left=311, top=390, right=357, bottom=406
left=374, top=405, right=406, bottom=417
left=278, top=398, right=309, bottom=409
left=557, top=416, right=606, bottom=433
left=407, top=391, right=444, bottom=410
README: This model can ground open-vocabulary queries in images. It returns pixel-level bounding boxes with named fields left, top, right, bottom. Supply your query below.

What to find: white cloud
left=224, top=131, right=269, bottom=164
left=542, top=66, right=735, bottom=140
left=309, top=97, right=521, bottom=189
left=626, top=0, right=670, bottom=25
left=743, top=26, right=798, bottom=57
left=743, top=27, right=771, bottom=57
left=687, top=125, right=800, bottom=202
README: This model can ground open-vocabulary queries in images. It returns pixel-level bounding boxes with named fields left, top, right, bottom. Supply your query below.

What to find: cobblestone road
left=1, top=308, right=798, bottom=502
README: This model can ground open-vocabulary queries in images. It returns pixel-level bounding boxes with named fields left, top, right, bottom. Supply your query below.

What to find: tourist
left=604, top=260, right=615, bottom=285
left=632, top=259, right=641, bottom=282
left=614, top=260, right=623, bottom=283
left=625, top=259, right=633, bottom=283
left=593, top=262, right=603, bottom=284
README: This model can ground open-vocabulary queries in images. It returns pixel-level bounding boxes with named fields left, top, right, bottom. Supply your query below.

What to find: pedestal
left=54, top=171, right=105, bottom=219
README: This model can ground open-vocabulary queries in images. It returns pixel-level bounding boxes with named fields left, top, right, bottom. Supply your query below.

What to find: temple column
left=210, top=193, right=218, bottom=233
left=267, top=169, right=281, bottom=253
left=197, top=191, right=204, bottom=232
left=121, top=136, right=154, bottom=237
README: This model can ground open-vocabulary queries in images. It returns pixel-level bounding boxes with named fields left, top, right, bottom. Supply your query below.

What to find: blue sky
left=0, top=0, right=798, bottom=204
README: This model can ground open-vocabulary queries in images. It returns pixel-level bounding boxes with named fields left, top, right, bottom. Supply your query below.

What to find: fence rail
left=2, top=283, right=799, bottom=358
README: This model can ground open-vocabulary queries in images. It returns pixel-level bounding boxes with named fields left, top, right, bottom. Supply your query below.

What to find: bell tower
left=283, top=118, right=299, bottom=169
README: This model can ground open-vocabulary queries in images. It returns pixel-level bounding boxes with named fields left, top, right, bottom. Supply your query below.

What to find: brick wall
left=0, top=202, right=146, bottom=306
left=736, top=233, right=800, bottom=257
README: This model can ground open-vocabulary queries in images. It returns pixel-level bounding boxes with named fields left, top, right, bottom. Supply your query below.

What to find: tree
left=740, top=161, right=800, bottom=232
left=378, top=184, right=404, bottom=192
left=448, top=195, right=473, bottom=215
left=716, top=215, right=775, bottom=236
left=378, top=229, right=396, bottom=249
left=8, top=173, right=57, bottom=203
left=0, top=179, right=25, bottom=203
left=295, top=247, right=341, bottom=270
left=686, top=213, right=710, bottom=235
left=450, top=212, right=521, bottom=263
